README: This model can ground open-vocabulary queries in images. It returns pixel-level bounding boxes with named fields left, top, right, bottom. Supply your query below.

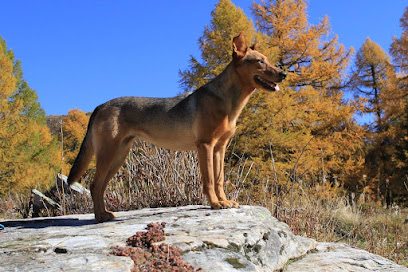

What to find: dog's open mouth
left=254, top=76, right=280, bottom=91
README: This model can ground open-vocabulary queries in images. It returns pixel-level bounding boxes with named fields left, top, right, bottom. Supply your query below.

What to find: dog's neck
left=208, top=62, right=256, bottom=123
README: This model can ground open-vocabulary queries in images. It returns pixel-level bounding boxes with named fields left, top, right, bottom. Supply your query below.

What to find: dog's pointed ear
left=250, top=41, right=260, bottom=50
left=232, top=32, right=248, bottom=60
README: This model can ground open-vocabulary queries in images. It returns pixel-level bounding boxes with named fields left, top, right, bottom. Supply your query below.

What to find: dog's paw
left=219, top=200, right=240, bottom=208
left=95, top=210, right=115, bottom=223
left=210, top=200, right=240, bottom=210
left=210, top=201, right=222, bottom=210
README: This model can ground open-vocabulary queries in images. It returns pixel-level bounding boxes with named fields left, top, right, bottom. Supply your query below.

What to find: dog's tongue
left=275, top=84, right=280, bottom=91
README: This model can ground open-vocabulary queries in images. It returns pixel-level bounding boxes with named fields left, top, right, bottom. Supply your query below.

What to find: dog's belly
left=152, top=138, right=196, bottom=151
left=136, top=126, right=197, bottom=151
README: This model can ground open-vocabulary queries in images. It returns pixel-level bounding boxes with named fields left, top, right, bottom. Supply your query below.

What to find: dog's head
left=232, top=32, right=286, bottom=92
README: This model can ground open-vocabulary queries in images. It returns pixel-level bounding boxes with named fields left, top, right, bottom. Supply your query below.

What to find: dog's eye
left=257, top=59, right=265, bottom=64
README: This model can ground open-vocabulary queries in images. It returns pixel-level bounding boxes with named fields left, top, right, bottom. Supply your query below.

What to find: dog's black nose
left=279, top=71, right=287, bottom=79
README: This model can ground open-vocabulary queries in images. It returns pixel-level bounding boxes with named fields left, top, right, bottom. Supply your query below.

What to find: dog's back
left=92, top=92, right=198, bottom=151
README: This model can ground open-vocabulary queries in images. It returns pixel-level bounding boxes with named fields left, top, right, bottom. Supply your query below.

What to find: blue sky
left=0, top=0, right=406, bottom=115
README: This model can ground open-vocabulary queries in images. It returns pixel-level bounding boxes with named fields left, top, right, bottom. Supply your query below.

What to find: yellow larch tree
left=179, top=0, right=257, bottom=92
left=237, top=0, right=365, bottom=192
left=0, top=36, right=59, bottom=197
left=350, top=37, right=408, bottom=205
left=389, top=7, right=408, bottom=202
left=179, top=0, right=366, bottom=205
left=61, top=109, right=90, bottom=174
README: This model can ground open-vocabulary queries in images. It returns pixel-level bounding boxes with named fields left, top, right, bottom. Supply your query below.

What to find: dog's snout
left=279, top=71, right=287, bottom=80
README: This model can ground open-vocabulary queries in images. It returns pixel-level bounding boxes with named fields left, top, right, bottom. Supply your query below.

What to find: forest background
left=1, top=0, right=408, bottom=266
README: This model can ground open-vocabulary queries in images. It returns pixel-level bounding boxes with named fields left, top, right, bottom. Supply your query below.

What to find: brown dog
left=67, top=32, right=286, bottom=222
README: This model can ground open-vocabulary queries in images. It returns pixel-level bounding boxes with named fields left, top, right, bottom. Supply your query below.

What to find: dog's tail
left=67, top=107, right=99, bottom=185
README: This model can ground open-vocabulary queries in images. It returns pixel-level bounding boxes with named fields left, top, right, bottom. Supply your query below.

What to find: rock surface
left=0, top=205, right=406, bottom=272
left=286, top=242, right=407, bottom=272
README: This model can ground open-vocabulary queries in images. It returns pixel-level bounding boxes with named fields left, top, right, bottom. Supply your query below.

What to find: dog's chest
left=212, top=116, right=237, bottom=141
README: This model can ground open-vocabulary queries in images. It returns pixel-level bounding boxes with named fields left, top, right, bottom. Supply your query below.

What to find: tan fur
left=67, top=32, right=286, bottom=222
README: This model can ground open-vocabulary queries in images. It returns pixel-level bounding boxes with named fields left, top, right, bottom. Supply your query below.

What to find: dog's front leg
left=196, top=142, right=222, bottom=209
left=214, top=142, right=239, bottom=208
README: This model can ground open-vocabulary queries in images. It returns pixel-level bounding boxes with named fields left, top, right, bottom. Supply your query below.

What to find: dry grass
left=1, top=141, right=407, bottom=266
left=270, top=186, right=408, bottom=266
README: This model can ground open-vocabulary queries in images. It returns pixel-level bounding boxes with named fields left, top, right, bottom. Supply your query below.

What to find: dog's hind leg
left=91, top=136, right=134, bottom=223
left=91, top=153, right=115, bottom=222
left=101, top=137, right=134, bottom=215
left=90, top=136, right=122, bottom=222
